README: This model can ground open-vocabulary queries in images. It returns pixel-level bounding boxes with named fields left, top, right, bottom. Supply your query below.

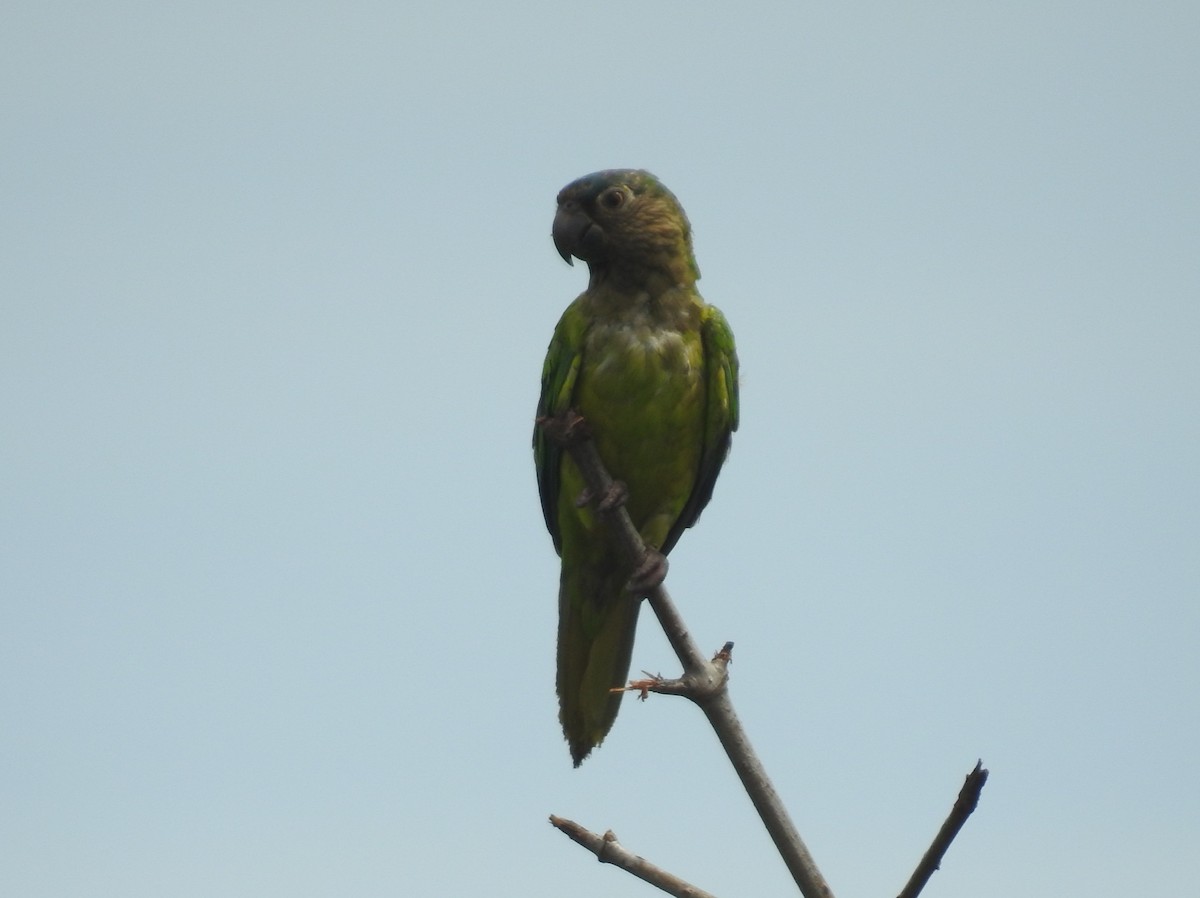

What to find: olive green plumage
left=534, top=169, right=739, bottom=765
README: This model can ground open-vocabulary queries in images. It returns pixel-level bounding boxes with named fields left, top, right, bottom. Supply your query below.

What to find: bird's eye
left=599, top=188, right=626, bottom=210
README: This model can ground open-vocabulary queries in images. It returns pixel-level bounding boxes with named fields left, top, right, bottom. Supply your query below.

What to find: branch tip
left=895, top=760, right=990, bottom=898
left=549, top=815, right=721, bottom=898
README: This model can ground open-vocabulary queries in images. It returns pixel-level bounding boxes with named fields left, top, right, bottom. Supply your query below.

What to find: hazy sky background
left=3, top=3, right=1197, bottom=896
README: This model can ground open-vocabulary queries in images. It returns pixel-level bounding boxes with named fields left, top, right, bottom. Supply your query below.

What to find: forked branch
left=542, top=410, right=834, bottom=898
left=540, top=411, right=988, bottom=898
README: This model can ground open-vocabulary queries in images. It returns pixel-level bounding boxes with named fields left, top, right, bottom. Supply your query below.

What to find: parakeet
left=534, top=169, right=739, bottom=765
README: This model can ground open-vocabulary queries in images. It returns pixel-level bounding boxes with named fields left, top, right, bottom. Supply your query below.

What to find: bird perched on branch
left=534, top=169, right=739, bottom=765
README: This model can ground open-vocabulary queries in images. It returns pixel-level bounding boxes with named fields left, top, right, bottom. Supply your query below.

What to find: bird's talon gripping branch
left=536, top=409, right=591, bottom=448
left=625, top=548, right=669, bottom=594
left=596, top=480, right=629, bottom=512
left=573, top=480, right=626, bottom=510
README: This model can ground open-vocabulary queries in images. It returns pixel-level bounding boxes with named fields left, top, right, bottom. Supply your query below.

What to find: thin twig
left=896, top=761, right=989, bottom=898
left=549, top=816, right=720, bottom=898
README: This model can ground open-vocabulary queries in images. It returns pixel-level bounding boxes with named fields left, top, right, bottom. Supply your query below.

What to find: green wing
left=534, top=302, right=587, bottom=555
left=661, top=303, right=739, bottom=555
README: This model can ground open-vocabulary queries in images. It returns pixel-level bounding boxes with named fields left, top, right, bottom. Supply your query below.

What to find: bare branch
left=542, top=412, right=988, bottom=898
left=544, top=411, right=837, bottom=898
left=644, top=589, right=835, bottom=898
left=896, top=761, right=989, bottom=898
left=549, top=816, right=721, bottom=898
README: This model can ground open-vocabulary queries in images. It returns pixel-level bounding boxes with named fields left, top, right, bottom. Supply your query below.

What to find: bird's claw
left=575, top=479, right=628, bottom=510
left=596, top=480, right=629, bottom=512
left=536, top=409, right=591, bottom=447
left=625, top=549, right=668, bottom=594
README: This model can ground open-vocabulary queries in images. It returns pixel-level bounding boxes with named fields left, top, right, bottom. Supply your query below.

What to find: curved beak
left=552, top=202, right=591, bottom=266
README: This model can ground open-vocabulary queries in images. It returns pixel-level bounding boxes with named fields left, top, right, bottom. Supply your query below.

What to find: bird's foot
left=625, top=549, right=668, bottom=594
left=574, top=478, right=628, bottom=510
left=536, top=409, right=590, bottom=447
left=596, top=480, right=628, bottom=512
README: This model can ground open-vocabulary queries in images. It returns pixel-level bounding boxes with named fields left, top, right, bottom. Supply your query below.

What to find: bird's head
left=552, top=169, right=699, bottom=290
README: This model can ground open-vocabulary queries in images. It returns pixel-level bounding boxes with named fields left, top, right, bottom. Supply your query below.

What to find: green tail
left=556, top=559, right=643, bottom=766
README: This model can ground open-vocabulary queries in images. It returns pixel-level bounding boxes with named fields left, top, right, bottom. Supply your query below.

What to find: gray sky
left=3, top=2, right=1197, bottom=896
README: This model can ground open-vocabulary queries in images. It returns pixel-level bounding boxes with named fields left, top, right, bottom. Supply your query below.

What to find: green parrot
left=534, top=169, right=739, bottom=765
